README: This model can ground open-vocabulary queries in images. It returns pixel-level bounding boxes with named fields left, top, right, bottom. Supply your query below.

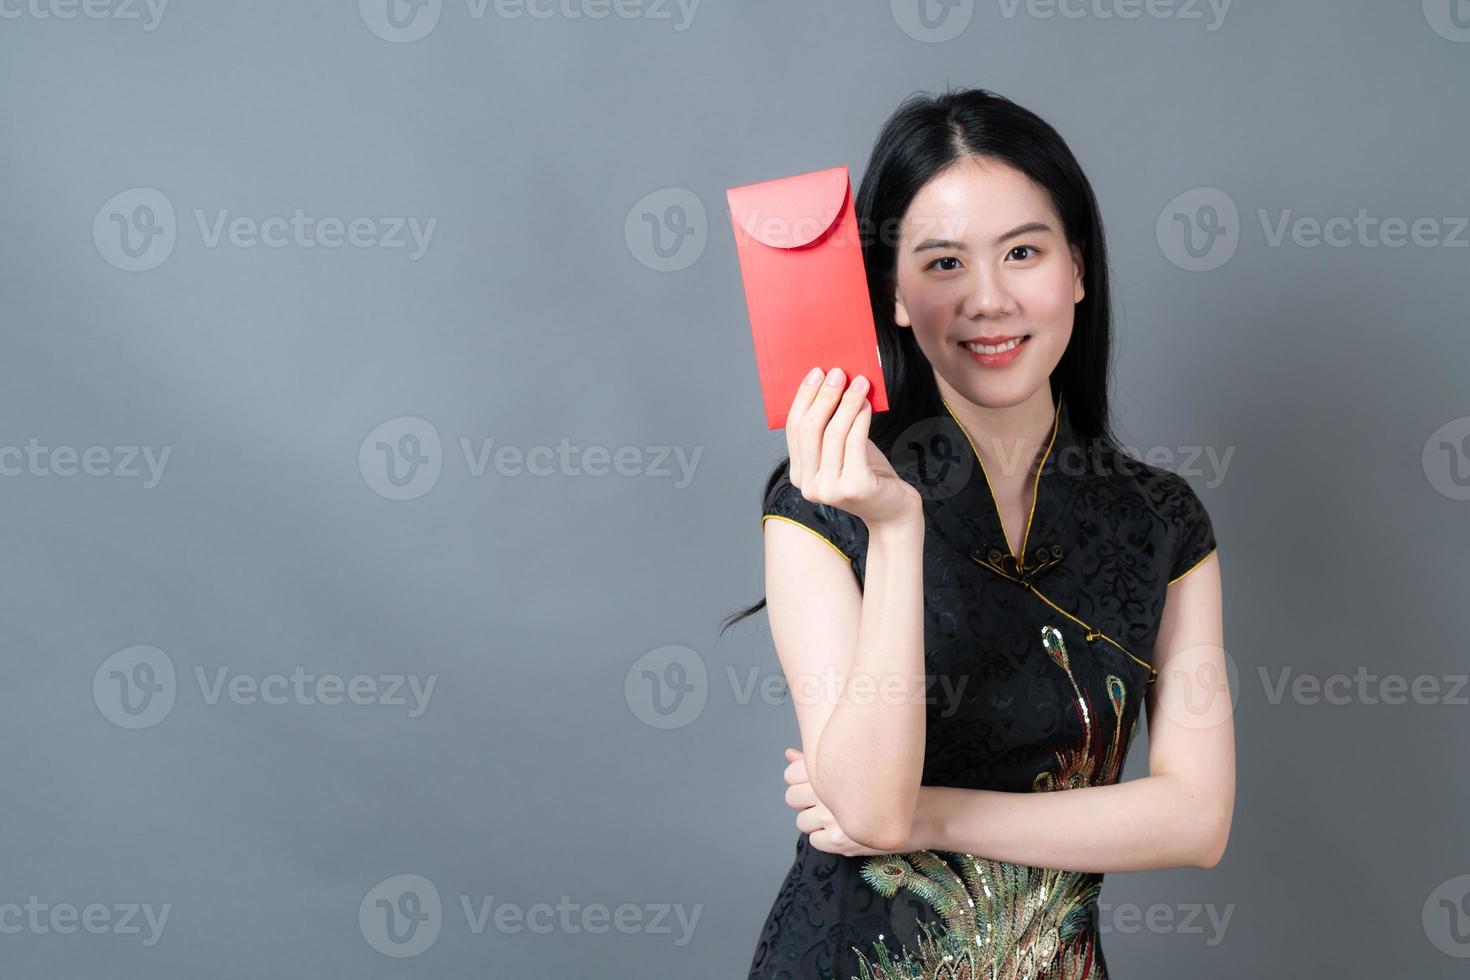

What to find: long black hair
left=721, top=85, right=1124, bottom=634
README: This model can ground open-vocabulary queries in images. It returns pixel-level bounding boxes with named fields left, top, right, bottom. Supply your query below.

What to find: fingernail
left=851, top=375, right=868, bottom=393
left=804, top=367, right=824, bottom=385
left=824, top=367, right=844, bottom=387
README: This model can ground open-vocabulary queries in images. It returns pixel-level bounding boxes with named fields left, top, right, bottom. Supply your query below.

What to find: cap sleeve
left=1167, top=475, right=1218, bottom=584
left=760, top=464, right=862, bottom=567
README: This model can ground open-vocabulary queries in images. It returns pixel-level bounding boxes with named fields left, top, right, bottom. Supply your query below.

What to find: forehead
left=900, top=158, right=1058, bottom=243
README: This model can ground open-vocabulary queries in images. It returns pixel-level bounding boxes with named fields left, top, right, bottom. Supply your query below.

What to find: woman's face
left=891, top=156, right=1084, bottom=410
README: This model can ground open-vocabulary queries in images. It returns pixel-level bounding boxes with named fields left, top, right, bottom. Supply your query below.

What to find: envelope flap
left=727, top=166, right=850, bottom=249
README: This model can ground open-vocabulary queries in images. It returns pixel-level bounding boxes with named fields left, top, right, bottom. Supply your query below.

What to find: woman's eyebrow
left=911, top=221, right=1055, bottom=252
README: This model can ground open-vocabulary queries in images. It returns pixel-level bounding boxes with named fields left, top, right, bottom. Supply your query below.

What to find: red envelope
left=726, top=165, right=889, bottom=430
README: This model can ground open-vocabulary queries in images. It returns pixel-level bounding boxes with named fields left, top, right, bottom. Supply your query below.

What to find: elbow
left=837, top=806, right=913, bottom=853
left=1191, top=799, right=1234, bottom=870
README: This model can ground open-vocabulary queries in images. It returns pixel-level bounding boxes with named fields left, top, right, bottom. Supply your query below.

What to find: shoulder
left=1087, top=447, right=1218, bottom=586
left=759, top=464, right=868, bottom=571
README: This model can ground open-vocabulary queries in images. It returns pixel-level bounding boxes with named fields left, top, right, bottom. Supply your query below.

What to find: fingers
left=840, top=393, right=873, bottom=483
left=784, top=781, right=817, bottom=810
left=784, top=366, right=828, bottom=487
left=816, top=375, right=869, bottom=488
left=793, top=367, right=847, bottom=488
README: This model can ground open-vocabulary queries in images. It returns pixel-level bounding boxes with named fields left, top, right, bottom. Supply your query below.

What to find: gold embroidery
left=845, top=625, right=1135, bottom=980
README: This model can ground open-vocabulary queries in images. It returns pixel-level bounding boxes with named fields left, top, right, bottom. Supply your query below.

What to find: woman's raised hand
left=785, top=366, right=922, bottom=532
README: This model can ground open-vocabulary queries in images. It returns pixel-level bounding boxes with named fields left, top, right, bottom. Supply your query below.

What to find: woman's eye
left=927, top=256, right=962, bottom=272
left=1008, top=245, right=1039, bottom=261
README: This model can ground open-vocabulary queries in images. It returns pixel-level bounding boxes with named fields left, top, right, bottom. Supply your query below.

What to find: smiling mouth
left=959, top=334, right=1030, bottom=355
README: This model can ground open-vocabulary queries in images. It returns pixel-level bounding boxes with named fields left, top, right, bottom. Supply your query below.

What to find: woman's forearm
left=810, top=516, right=927, bottom=851
left=904, top=775, right=1229, bottom=872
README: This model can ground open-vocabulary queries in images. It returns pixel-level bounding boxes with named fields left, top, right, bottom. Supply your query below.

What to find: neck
left=934, top=374, right=1058, bottom=483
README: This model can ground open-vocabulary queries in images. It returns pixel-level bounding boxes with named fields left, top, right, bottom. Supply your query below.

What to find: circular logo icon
left=888, top=414, right=975, bottom=502
left=359, top=416, right=443, bottom=501
left=1422, top=416, right=1470, bottom=501
left=93, top=188, right=176, bottom=272
left=359, top=874, right=442, bottom=957
left=890, top=0, right=974, bottom=42
left=1424, top=0, right=1470, bottom=42
left=1424, top=874, right=1470, bottom=956
left=359, top=0, right=442, bottom=42
left=624, top=187, right=707, bottom=272
left=93, top=645, right=176, bottom=729
left=1157, top=187, right=1239, bottom=272
left=625, top=644, right=707, bottom=729
left=1153, top=643, right=1239, bottom=731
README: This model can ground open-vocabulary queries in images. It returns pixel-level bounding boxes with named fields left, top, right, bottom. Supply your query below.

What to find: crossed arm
left=765, top=517, right=1234, bottom=872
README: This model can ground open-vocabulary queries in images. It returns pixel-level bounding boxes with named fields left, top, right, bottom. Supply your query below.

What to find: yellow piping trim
left=1025, top=582, right=1158, bottom=678
left=760, top=513, right=854, bottom=563
left=969, top=551, right=1156, bottom=680
left=1168, top=545, right=1217, bottom=585
left=938, top=392, right=1063, bottom=564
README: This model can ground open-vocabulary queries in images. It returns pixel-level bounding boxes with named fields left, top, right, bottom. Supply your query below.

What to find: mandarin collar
left=910, top=391, right=1083, bottom=584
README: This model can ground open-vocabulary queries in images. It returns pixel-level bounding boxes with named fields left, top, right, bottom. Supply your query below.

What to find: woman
left=724, top=87, right=1234, bottom=979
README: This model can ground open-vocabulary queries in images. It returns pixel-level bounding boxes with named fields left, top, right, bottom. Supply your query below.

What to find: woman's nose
left=960, top=267, right=1017, bottom=318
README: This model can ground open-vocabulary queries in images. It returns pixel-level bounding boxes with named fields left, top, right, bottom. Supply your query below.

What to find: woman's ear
left=1071, top=243, right=1086, bottom=304
left=892, top=282, right=913, bottom=329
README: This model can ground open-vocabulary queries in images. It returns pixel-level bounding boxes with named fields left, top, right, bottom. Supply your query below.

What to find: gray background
left=3, top=0, right=1468, bottom=976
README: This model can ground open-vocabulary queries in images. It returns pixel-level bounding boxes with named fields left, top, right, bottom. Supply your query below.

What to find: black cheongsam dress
left=746, top=391, right=1218, bottom=980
